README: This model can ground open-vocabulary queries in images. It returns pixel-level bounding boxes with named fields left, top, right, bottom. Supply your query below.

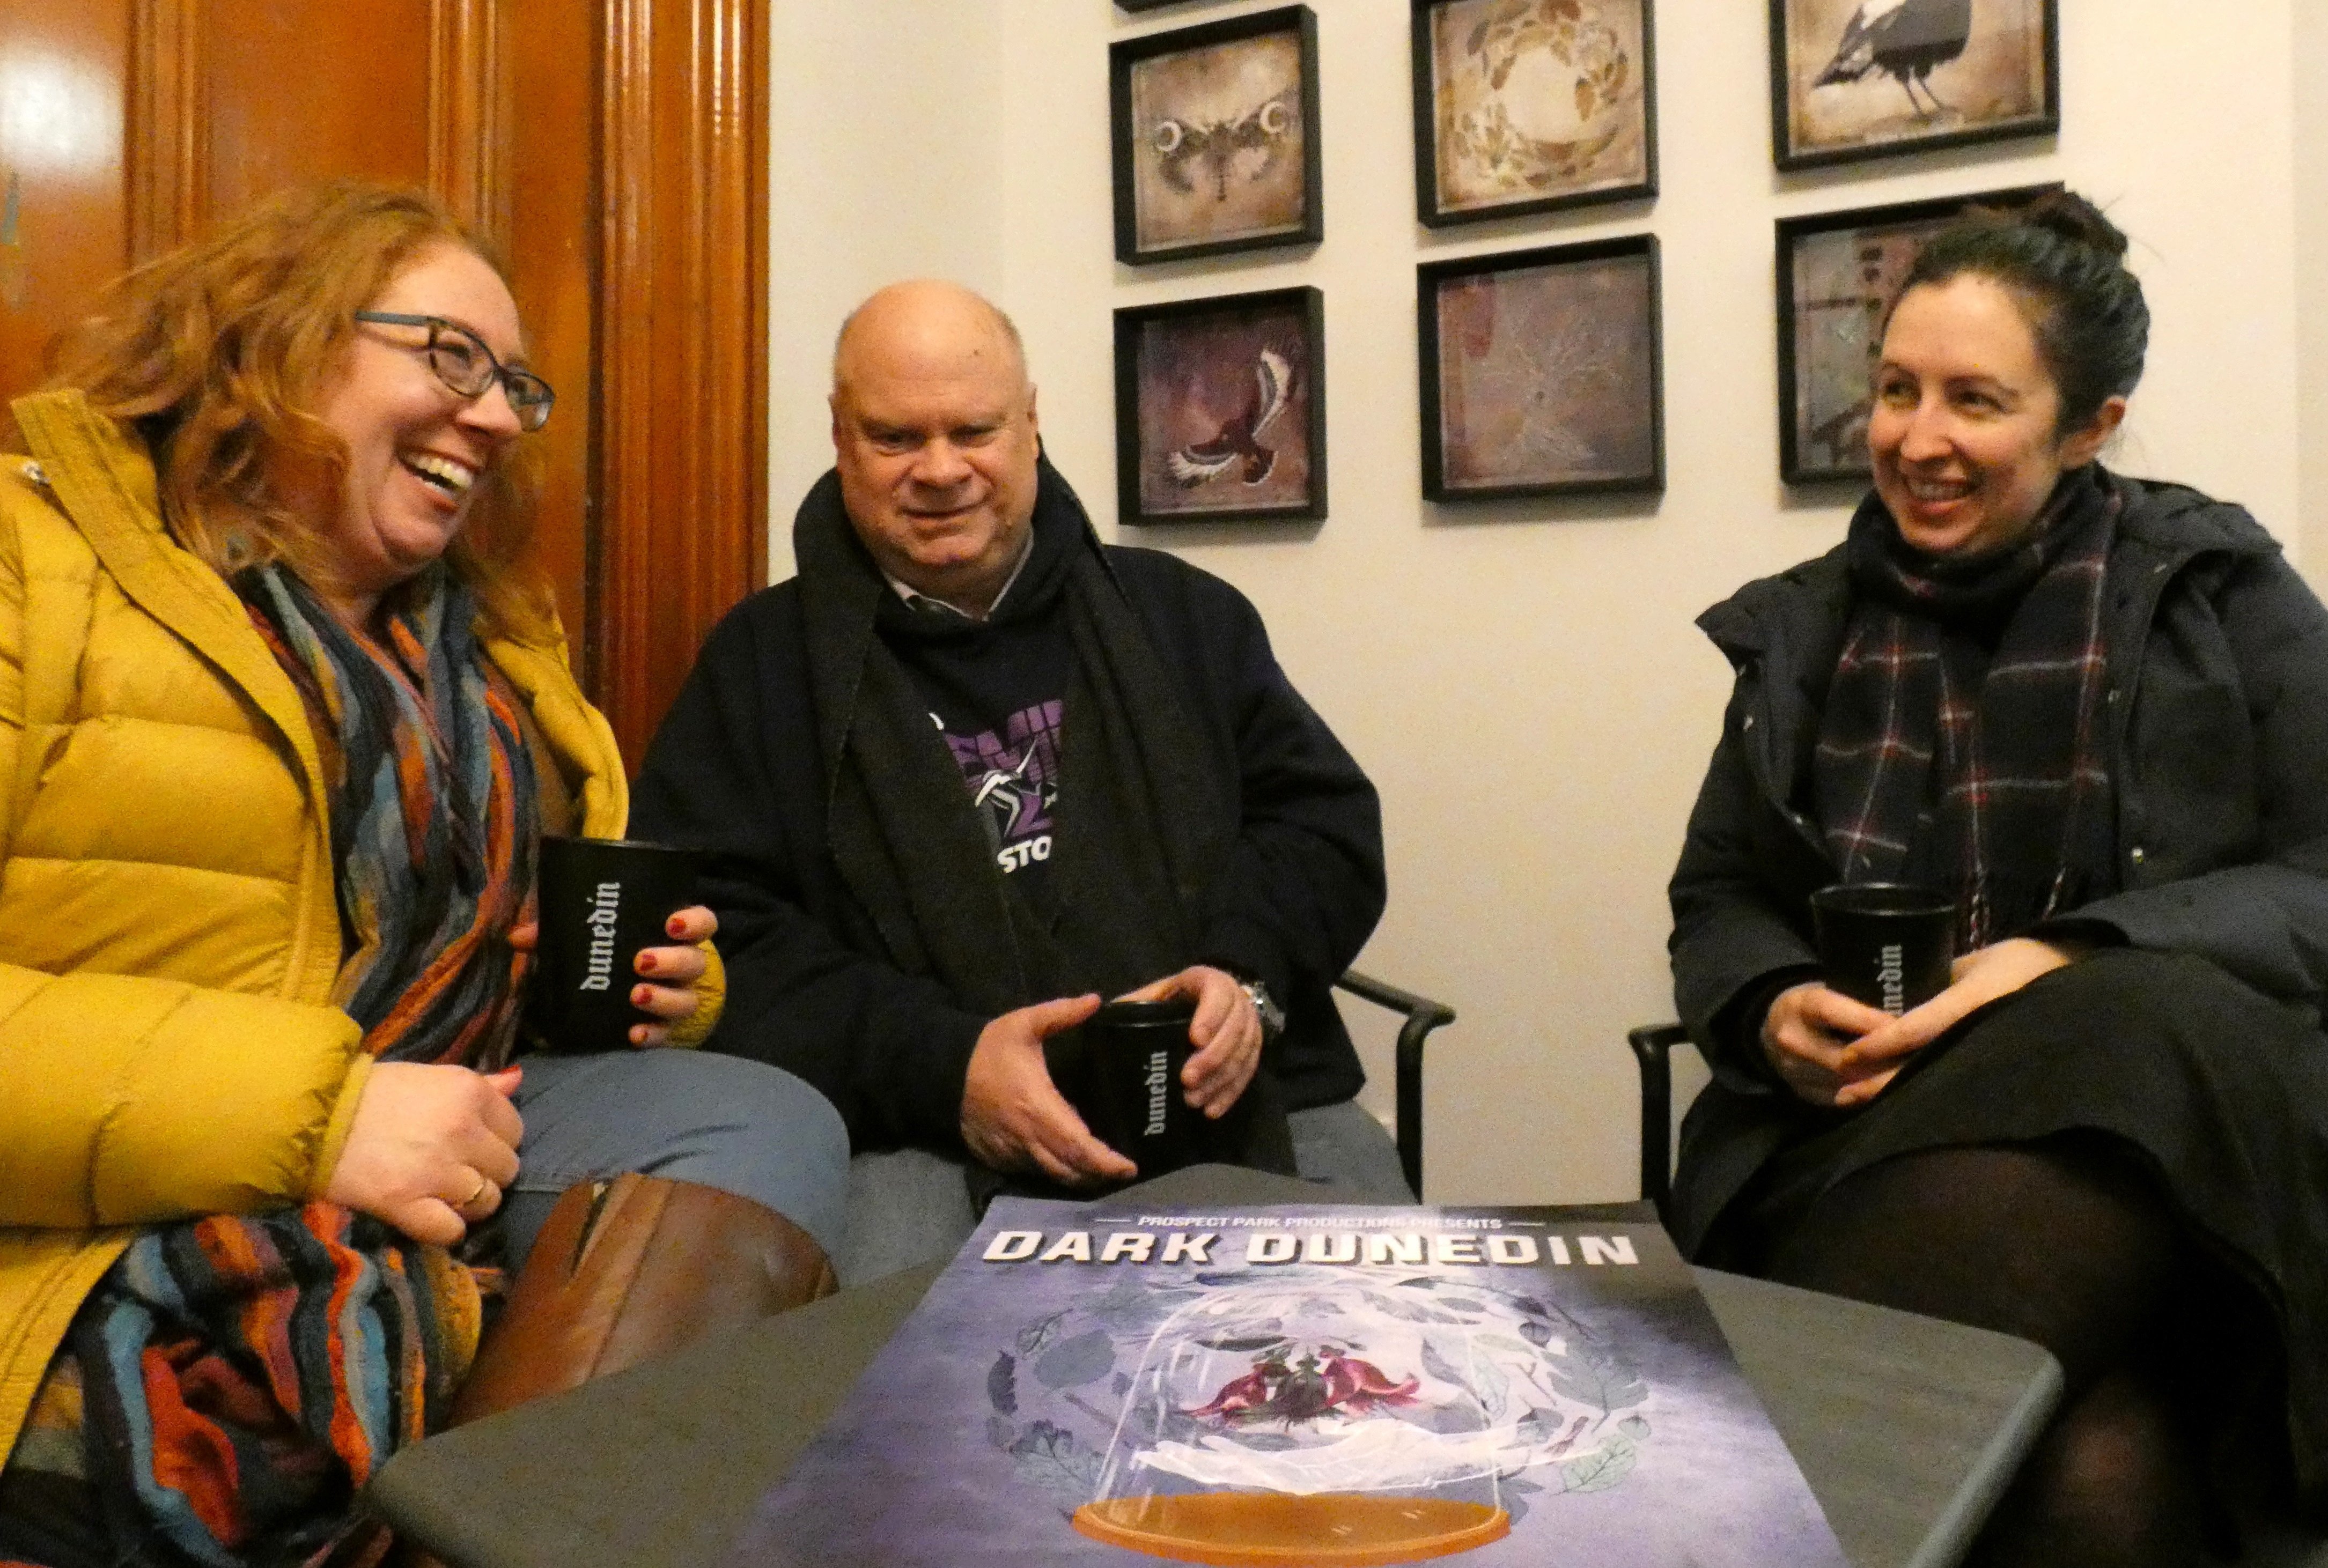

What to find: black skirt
left=1673, top=948, right=2328, bottom=1510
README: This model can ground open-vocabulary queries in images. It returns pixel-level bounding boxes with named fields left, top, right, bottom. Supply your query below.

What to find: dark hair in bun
left=1898, top=190, right=2149, bottom=434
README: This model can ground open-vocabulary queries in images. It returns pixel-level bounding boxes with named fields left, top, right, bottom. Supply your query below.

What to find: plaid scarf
left=1814, top=468, right=2120, bottom=951
left=0, top=567, right=535, bottom=1568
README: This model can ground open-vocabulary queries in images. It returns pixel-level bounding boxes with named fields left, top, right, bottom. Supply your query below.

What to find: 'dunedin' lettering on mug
left=1878, top=941, right=1905, bottom=1015
left=579, top=881, right=622, bottom=991
left=1142, top=1049, right=1170, bottom=1137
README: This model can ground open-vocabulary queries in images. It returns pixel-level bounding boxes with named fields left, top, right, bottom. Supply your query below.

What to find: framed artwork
left=1769, top=0, right=2058, bottom=171
left=1418, top=235, right=1662, bottom=501
left=1410, top=0, right=1657, bottom=227
left=1777, top=183, right=2061, bottom=483
left=1114, top=287, right=1327, bottom=525
left=1110, top=7, right=1323, bottom=266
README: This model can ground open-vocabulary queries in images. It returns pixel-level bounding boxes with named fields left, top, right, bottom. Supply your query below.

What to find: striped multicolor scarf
left=0, top=566, right=539, bottom=1568
left=1814, top=467, right=2121, bottom=951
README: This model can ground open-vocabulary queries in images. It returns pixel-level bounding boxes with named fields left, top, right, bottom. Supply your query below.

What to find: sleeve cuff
left=307, top=1053, right=374, bottom=1201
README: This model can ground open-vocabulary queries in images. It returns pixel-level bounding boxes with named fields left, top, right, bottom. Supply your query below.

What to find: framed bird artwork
left=1409, top=0, right=1659, bottom=228
left=1775, top=183, right=2061, bottom=483
left=1417, top=235, right=1664, bottom=502
left=1113, top=287, right=1328, bottom=525
left=1768, top=0, right=2059, bottom=171
left=1109, top=7, right=1324, bottom=265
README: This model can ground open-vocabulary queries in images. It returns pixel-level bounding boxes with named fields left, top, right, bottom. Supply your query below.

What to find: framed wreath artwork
left=1770, top=0, right=2058, bottom=171
left=1418, top=235, right=1662, bottom=500
left=1110, top=8, right=1324, bottom=266
left=1777, top=183, right=2061, bottom=482
left=1114, top=287, right=1327, bottom=526
left=1411, top=0, right=1657, bottom=226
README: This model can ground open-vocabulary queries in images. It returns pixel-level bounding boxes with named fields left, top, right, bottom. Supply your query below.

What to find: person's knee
left=1977, top=1371, right=2199, bottom=1568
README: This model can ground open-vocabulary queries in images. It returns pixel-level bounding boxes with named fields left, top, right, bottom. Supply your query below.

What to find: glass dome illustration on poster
left=1063, top=1259, right=1651, bottom=1564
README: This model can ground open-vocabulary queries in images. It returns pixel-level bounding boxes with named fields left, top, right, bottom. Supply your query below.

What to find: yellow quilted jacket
left=0, top=390, right=643, bottom=1463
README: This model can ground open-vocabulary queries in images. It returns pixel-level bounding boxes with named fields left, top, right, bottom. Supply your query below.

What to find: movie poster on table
left=728, top=1200, right=1848, bottom=1567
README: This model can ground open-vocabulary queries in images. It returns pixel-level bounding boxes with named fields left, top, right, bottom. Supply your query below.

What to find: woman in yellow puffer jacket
left=0, top=183, right=848, bottom=1567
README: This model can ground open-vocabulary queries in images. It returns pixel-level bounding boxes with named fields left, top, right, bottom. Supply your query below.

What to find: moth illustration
left=1151, top=95, right=1295, bottom=202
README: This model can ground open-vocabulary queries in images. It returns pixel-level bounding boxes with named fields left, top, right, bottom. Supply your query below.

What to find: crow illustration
left=1815, top=0, right=1974, bottom=119
left=1165, top=348, right=1292, bottom=488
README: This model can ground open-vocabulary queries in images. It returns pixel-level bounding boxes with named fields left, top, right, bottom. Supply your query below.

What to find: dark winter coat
left=1666, top=470, right=2328, bottom=1251
left=632, top=473, right=1384, bottom=1152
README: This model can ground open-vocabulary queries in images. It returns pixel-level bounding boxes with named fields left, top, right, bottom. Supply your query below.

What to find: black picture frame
left=1114, top=286, right=1328, bottom=525
left=1769, top=0, right=2059, bottom=172
left=1418, top=234, right=1663, bottom=501
left=1409, top=0, right=1659, bottom=228
left=1776, top=182, right=2061, bottom=483
left=1110, top=7, right=1324, bottom=266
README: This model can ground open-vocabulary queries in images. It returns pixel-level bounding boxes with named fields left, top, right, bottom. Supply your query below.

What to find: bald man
left=632, top=282, right=1389, bottom=1276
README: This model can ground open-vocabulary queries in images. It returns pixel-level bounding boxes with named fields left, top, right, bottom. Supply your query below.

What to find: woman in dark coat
left=1667, top=192, right=2328, bottom=1566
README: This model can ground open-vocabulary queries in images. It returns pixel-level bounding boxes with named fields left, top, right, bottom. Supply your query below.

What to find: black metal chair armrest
left=1335, top=970, right=1457, bottom=1199
left=1629, top=1022, right=1691, bottom=1221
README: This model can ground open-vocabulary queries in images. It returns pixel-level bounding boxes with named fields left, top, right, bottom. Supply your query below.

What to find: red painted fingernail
left=632, top=985, right=652, bottom=1007
left=636, top=952, right=658, bottom=975
left=667, top=915, right=685, bottom=937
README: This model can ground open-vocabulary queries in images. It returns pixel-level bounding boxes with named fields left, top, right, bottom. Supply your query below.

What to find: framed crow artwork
left=1417, top=235, right=1663, bottom=501
left=1776, top=183, right=2062, bottom=483
left=1410, top=0, right=1659, bottom=227
left=1110, top=7, right=1323, bottom=265
left=1769, top=0, right=2058, bottom=171
left=1114, top=287, right=1327, bottom=525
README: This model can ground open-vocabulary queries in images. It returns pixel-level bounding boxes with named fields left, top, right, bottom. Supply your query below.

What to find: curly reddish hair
left=47, top=180, right=556, bottom=642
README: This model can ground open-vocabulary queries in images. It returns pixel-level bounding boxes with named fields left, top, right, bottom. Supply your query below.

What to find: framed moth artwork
left=1418, top=235, right=1662, bottom=501
left=1777, top=182, right=2060, bottom=483
left=1411, top=0, right=1657, bottom=227
left=1769, top=0, right=2059, bottom=171
left=1110, top=7, right=1323, bottom=266
left=1114, top=287, right=1327, bottom=525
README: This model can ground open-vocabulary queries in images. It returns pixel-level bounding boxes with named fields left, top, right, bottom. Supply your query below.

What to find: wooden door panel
left=0, top=0, right=131, bottom=402
left=200, top=0, right=434, bottom=217
left=500, top=0, right=597, bottom=683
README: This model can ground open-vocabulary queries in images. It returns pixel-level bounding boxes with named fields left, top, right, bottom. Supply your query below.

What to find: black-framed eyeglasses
left=353, top=310, right=556, bottom=431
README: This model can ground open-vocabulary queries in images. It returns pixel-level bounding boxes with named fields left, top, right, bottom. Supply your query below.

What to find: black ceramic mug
left=532, top=835, right=702, bottom=1052
left=1078, top=997, right=1205, bottom=1179
left=1809, top=882, right=1955, bottom=1017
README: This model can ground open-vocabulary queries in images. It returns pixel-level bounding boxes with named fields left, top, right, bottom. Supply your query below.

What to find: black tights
left=1760, top=1141, right=2213, bottom=1568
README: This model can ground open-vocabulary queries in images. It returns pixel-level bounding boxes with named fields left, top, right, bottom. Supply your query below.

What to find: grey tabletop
left=368, top=1167, right=2061, bottom=1568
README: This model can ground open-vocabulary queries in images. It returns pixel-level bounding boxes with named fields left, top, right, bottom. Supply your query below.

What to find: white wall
left=770, top=0, right=2310, bottom=1203
left=2299, top=1, right=2328, bottom=595
left=766, top=2, right=1007, bottom=524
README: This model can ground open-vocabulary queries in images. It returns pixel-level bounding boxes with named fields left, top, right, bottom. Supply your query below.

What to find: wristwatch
left=1239, top=977, right=1286, bottom=1042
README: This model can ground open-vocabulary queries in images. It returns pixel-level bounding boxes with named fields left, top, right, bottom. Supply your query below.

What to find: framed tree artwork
left=1114, top=287, right=1327, bottom=525
left=1418, top=235, right=1663, bottom=501
left=1411, top=0, right=1657, bottom=227
left=1769, top=0, right=2058, bottom=171
left=1776, top=183, right=2061, bottom=483
left=1110, top=8, right=1324, bottom=265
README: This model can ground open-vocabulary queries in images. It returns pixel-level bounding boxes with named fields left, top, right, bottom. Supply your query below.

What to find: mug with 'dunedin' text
left=1078, top=997, right=1207, bottom=1180
left=532, top=836, right=702, bottom=1052
left=1809, top=882, right=1955, bottom=1017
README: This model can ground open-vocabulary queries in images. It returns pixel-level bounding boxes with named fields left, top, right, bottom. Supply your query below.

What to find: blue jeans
left=502, top=1050, right=850, bottom=1270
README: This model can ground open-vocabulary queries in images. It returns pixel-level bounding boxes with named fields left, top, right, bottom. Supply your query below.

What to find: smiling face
left=829, top=281, right=1040, bottom=615
left=306, top=242, right=528, bottom=623
left=1868, top=272, right=2125, bottom=560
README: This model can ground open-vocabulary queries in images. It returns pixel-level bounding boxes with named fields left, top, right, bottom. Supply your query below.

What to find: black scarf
left=796, top=459, right=1300, bottom=1188
left=1815, top=466, right=2121, bottom=949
